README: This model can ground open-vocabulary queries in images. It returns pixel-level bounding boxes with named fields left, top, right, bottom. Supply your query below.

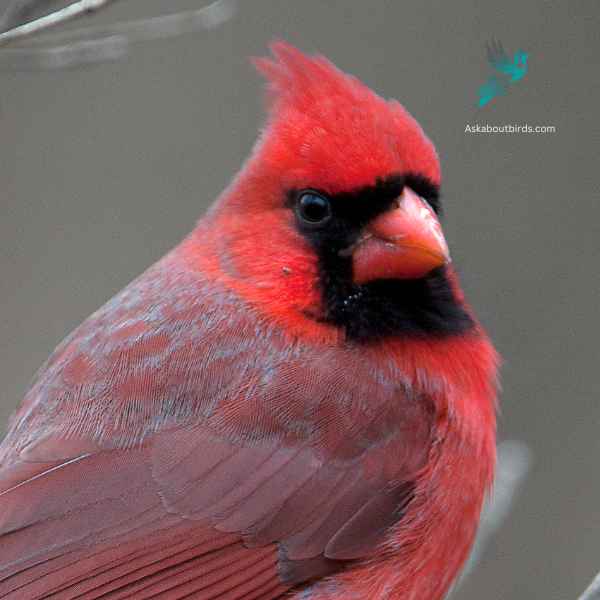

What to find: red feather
left=0, top=42, right=498, bottom=600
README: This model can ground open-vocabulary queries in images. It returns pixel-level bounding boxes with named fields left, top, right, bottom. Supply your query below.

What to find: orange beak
left=351, top=186, right=450, bottom=284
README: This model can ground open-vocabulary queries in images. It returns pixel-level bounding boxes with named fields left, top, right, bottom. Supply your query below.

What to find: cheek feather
left=184, top=213, right=337, bottom=345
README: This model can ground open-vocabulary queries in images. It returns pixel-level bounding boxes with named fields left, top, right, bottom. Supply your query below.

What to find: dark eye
left=296, top=192, right=332, bottom=226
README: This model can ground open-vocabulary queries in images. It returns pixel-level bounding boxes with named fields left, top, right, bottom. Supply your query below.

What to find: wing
left=0, top=250, right=434, bottom=599
left=486, top=39, right=513, bottom=74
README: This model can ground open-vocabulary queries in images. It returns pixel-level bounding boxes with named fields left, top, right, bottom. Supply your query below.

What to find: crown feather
left=249, top=41, right=441, bottom=193
left=254, top=41, right=368, bottom=116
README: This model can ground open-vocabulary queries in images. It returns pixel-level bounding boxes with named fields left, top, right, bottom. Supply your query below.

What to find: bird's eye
left=296, top=192, right=332, bottom=227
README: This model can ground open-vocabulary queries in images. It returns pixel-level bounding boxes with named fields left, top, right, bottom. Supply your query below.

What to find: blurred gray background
left=1, top=1, right=599, bottom=598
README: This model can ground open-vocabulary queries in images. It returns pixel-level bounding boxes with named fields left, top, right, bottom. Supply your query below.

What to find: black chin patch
left=288, top=174, right=474, bottom=342
left=325, top=267, right=474, bottom=342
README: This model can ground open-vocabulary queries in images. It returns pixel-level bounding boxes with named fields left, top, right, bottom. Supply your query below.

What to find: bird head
left=515, top=50, right=529, bottom=67
left=192, top=42, right=474, bottom=343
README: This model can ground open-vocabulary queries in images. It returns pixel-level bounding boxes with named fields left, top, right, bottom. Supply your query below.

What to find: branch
left=0, top=0, right=237, bottom=69
left=0, top=0, right=121, bottom=45
left=0, top=0, right=61, bottom=32
left=580, top=572, right=600, bottom=600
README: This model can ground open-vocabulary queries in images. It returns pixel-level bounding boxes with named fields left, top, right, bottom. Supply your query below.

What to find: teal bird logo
left=477, top=40, right=528, bottom=107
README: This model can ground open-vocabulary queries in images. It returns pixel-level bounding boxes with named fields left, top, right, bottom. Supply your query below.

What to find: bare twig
left=0, top=0, right=59, bottom=32
left=0, top=0, right=121, bottom=45
left=579, top=572, right=600, bottom=600
left=0, top=0, right=237, bottom=69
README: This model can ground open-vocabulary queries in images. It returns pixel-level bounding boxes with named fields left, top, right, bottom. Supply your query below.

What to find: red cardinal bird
left=0, top=42, right=498, bottom=599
